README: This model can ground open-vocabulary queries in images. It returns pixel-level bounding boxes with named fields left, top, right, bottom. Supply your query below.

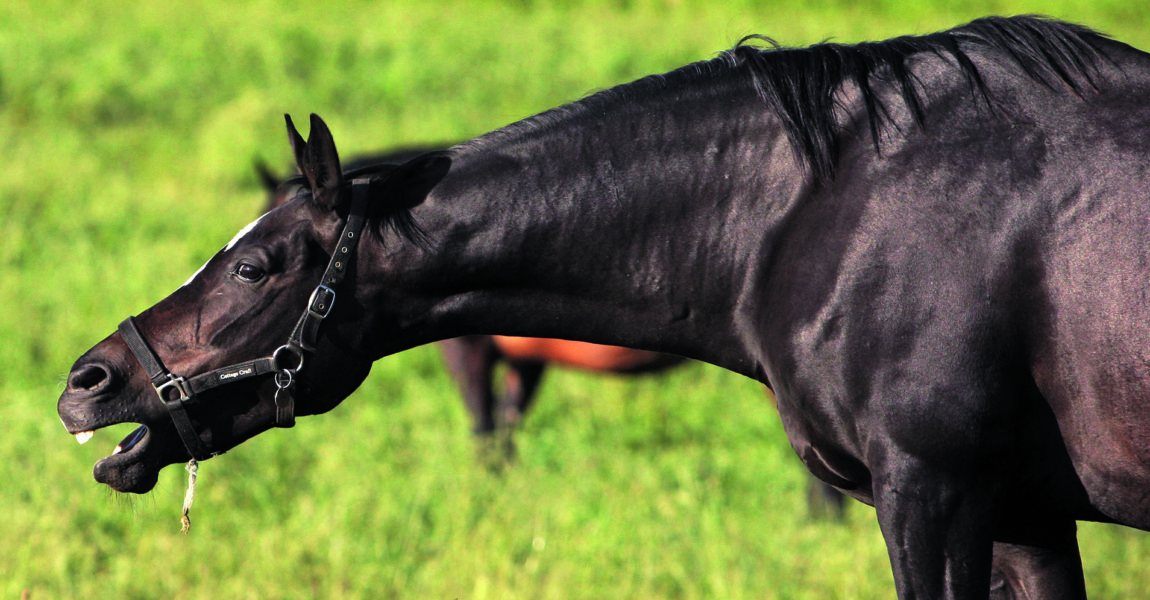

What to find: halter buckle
left=156, top=376, right=193, bottom=404
left=308, top=285, right=336, bottom=319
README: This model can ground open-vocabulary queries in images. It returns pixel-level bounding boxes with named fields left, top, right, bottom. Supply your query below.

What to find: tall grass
left=5, top=1, right=1150, bottom=597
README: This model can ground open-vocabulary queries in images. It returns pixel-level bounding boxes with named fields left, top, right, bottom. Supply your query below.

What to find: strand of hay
left=180, top=459, right=198, bottom=533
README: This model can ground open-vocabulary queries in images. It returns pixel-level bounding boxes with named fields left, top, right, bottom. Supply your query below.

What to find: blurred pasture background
left=4, top=1, right=1150, bottom=598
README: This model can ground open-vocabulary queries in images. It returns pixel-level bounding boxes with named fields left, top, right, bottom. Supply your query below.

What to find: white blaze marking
left=179, top=214, right=266, bottom=289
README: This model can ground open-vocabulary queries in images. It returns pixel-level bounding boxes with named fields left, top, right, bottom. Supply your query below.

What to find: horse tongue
left=114, top=426, right=148, bottom=455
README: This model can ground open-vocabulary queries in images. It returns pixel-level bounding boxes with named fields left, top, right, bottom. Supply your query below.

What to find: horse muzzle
left=58, top=336, right=187, bottom=493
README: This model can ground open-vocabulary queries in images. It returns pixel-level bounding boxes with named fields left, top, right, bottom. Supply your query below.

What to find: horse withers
left=61, top=17, right=1150, bottom=599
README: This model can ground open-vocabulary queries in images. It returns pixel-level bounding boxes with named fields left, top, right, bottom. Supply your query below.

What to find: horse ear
left=285, top=114, right=307, bottom=174
left=253, top=158, right=288, bottom=213
left=302, top=114, right=344, bottom=211
left=253, top=158, right=280, bottom=194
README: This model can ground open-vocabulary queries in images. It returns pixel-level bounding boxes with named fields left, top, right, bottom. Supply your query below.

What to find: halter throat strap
left=117, top=177, right=373, bottom=461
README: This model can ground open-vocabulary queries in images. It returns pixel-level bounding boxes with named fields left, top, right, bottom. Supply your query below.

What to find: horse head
left=57, top=114, right=447, bottom=493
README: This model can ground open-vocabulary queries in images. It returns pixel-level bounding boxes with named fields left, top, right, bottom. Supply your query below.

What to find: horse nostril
left=69, top=363, right=112, bottom=392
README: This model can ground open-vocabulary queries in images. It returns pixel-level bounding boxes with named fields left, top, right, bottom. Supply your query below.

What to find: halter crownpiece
left=118, top=177, right=373, bottom=461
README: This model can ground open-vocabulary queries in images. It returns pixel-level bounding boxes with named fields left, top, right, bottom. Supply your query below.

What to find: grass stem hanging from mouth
left=180, top=459, right=198, bottom=534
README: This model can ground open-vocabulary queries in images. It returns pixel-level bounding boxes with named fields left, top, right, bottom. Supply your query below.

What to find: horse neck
left=364, top=79, right=810, bottom=378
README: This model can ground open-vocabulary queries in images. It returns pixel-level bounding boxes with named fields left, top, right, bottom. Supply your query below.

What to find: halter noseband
left=117, top=178, right=372, bottom=461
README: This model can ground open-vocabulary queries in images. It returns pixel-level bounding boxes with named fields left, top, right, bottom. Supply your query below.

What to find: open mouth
left=115, top=425, right=149, bottom=455
left=74, top=424, right=150, bottom=458
left=68, top=418, right=167, bottom=493
left=60, top=364, right=262, bottom=493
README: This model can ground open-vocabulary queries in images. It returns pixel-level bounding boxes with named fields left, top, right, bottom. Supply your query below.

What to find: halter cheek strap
left=117, top=177, right=372, bottom=461
left=271, top=176, right=372, bottom=426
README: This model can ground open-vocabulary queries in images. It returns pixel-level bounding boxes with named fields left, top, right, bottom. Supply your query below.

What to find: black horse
left=59, top=17, right=1150, bottom=599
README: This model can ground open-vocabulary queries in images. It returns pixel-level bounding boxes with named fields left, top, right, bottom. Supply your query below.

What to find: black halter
left=117, top=178, right=372, bottom=461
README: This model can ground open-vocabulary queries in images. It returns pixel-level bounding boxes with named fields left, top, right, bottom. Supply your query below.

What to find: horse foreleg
left=438, top=336, right=500, bottom=434
left=500, top=359, right=546, bottom=428
left=806, top=477, right=848, bottom=520
left=988, top=527, right=1086, bottom=600
left=872, top=455, right=995, bottom=600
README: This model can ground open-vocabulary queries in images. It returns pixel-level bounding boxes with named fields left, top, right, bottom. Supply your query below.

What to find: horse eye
left=234, top=263, right=266, bottom=283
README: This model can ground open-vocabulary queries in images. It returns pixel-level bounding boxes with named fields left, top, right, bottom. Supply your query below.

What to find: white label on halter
left=179, top=214, right=266, bottom=289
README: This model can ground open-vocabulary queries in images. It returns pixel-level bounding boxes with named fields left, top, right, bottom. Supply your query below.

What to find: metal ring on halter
left=274, top=369, right=294, bottom=390
left=272, top=345, right=305, bottom=373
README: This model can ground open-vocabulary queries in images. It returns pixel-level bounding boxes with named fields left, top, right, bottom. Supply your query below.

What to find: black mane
left=728, top=16, right=1106, bottom=181
left=276, top=160, right=436, bottom=248
left=465, top=16, right=1108, bottom=182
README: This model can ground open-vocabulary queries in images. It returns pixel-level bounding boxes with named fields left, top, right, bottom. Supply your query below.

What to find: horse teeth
left=113, top=444, right=123, bottom=455
left=74, top=431, right=94, bottom=445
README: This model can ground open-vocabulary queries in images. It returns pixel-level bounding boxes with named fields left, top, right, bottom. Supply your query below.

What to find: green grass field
left=6, top=1, right=1150, bottom=597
